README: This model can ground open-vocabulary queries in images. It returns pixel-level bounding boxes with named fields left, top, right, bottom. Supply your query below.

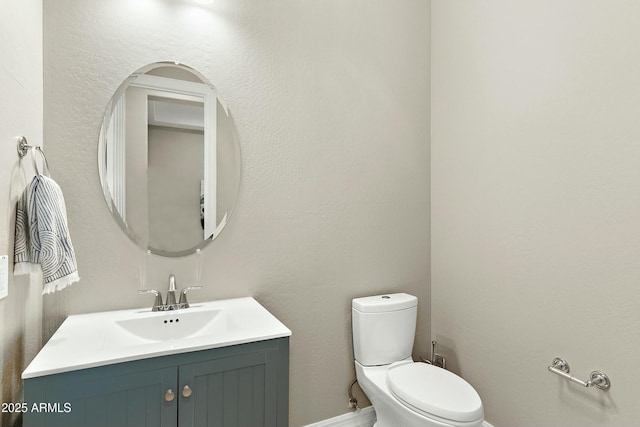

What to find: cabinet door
left=24, top=366, right=178, bottom=427
left=178, top=349, right=280, bottom=427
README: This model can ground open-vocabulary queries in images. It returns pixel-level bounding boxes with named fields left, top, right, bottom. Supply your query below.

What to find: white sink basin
left=23, top=297, right=291, bottom=379
left=114, top=307, right=225, bottom=342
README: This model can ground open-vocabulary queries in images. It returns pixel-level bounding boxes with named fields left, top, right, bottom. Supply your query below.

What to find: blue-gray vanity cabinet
left=23, top=338, right=289, bottom=427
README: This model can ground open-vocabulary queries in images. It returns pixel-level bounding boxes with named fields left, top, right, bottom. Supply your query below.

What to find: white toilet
left=352, top=293, right=484, bottom=427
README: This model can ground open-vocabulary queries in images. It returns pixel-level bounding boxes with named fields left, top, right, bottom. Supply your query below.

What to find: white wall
left=42, top=1, right=430, bottom=425
left=432, top=1, right=640, bottom=426
left=0, top=0, right=43, bottom=426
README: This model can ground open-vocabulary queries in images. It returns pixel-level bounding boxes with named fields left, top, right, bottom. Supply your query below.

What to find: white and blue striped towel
left=14, top=175, right=80, bottom=294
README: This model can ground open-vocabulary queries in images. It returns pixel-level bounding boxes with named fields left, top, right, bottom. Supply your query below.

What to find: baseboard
left=302, top=406, right=495, bottom=427
left=302, top=406, right=376, bottom=427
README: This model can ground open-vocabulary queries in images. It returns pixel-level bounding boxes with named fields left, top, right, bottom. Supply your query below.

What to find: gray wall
left=431, top=1, right=640, bottom=426
left=42, top=1, right=430, bottom=426
left=148, top=126, right=204, bottom=251
left=0, top=1, right=43, bottom=426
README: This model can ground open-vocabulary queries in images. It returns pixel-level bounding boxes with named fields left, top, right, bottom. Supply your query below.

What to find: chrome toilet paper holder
left=547, top=357, right=610, bottom=391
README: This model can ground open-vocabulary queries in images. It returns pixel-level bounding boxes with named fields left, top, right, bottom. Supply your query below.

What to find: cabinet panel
left=23, top=338, right=288, bottom=427
left=179, top=351, right=277, bottom=427
left=24, top=366, right=177, bottom=427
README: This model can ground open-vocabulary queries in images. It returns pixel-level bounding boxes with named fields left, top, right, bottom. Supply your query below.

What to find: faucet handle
left=138, top=289, right=164, bottom=311
left=178, top=286, right=202, bottom=308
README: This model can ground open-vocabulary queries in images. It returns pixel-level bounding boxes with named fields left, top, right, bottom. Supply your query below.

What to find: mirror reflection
left=98, top=62, right=241, bottom=257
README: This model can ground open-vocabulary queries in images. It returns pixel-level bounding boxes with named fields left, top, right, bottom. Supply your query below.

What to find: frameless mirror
left=98, top=62, right=241, bottom=257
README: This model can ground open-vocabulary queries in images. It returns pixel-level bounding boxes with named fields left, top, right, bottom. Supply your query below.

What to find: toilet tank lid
left=352, top=293, right=417, bottom=313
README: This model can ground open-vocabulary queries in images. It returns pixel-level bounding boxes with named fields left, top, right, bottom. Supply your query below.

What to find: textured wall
left=0, top=1, right=43, bottom=426
left=432, top=1, right=640, bottom=426
left=42, top=1, right=430, bottom=425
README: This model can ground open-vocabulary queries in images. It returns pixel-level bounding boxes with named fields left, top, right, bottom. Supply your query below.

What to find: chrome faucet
left=166, top=274, right=178, bottom=310
left=138, top=274, right=202, bottom=311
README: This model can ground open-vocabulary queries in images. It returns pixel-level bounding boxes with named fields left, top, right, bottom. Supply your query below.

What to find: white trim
left=483, top=422, right=495, bottom=427
left=302, top=407, right=376, bottom=427
left=131, top=74, right=212, bottom=99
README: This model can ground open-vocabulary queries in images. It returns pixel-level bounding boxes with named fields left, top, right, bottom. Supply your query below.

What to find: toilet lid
left=386, top=363, right=483, bottom=423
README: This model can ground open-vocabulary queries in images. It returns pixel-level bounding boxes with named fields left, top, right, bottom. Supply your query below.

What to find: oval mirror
left=98, top=62, right=241, bottom=257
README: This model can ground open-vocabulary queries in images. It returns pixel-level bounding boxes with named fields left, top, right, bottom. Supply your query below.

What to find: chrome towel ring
left=17, top=136, right=50, bottom=177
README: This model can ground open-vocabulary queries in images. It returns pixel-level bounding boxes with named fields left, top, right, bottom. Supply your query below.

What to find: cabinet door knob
left=182, top=385, right=192, bottom=398
left=164, top=389, right=175, bottom=402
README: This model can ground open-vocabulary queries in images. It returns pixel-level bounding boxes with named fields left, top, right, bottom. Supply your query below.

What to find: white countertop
left=23, top=297, right=291, bottom=379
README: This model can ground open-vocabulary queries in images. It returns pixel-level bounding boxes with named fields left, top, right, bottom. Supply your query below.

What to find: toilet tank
left=352, top=293, right=418, bottom=366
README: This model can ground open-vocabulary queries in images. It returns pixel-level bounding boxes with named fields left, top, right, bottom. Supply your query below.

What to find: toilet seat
left=386, top=362, right=483, bottom=423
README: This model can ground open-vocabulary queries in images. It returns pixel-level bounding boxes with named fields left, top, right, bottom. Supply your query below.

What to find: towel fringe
left=42, top=272, right=80, bottom=295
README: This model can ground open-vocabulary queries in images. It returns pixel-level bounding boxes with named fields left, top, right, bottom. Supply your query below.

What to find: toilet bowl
left=352, top=293, right=484, bottom=427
